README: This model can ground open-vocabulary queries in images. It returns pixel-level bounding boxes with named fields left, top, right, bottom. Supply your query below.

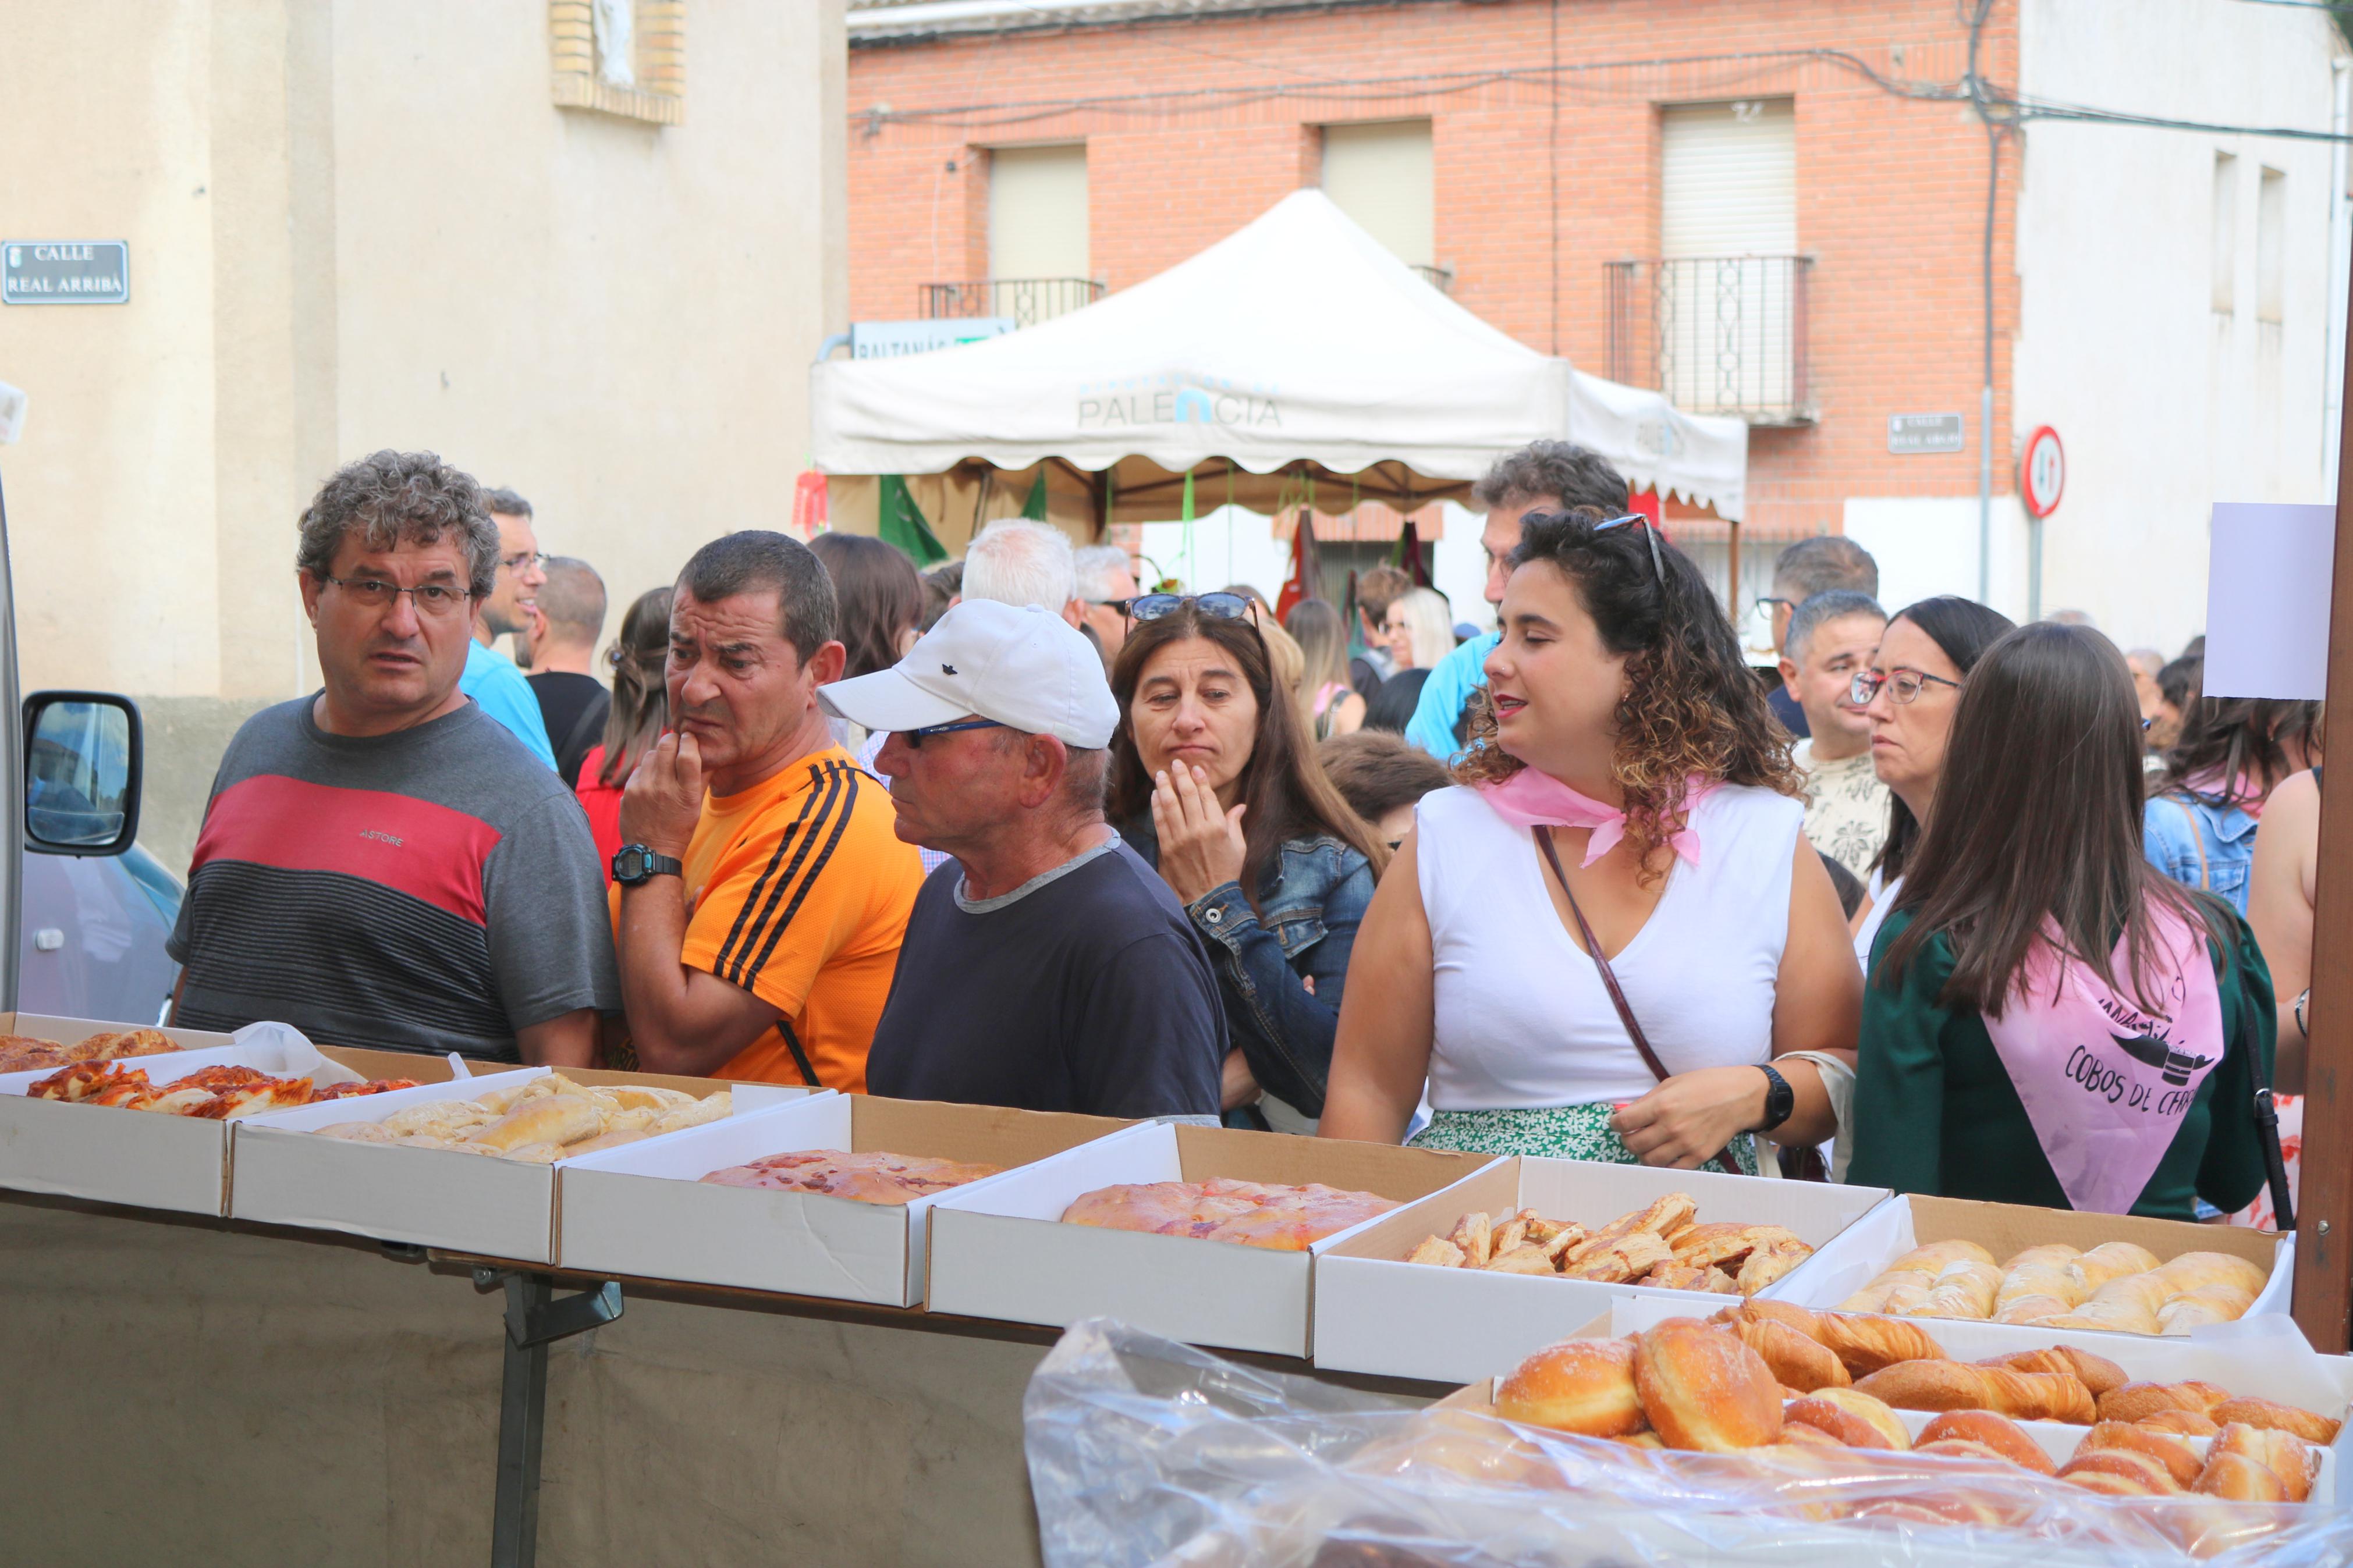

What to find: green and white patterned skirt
left=1409, top=1101, right=1761, bottom=1175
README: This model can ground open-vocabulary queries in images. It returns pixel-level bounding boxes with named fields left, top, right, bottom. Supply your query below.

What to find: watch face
left=614, top=847, right=644, bottom=881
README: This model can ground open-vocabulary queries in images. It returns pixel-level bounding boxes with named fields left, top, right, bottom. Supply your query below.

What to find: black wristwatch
left=1755, top=1063, right=1795, bottom=1133
left=611, top=844, right=684, bottom=887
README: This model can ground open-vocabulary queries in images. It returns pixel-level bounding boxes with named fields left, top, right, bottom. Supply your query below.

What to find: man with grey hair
left=459, top=485, right=558, bottom=769
left=961, top=518, right=1083, bottom=628
left=1071, top=542, right=1140, bottom=665
left=524, top=555, right=612, bottom=788
left=1777, top=590, right=1890, bottom=877
left=1406, top=440, right=1628, bottom=758
left=1761, top=535, right=1879, bottom=738
left=167, top=450, right=619, bottom=1064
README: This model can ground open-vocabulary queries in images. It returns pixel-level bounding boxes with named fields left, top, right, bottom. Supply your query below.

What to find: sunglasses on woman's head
left=1594, top=513, right=1667, bottom=582
left=1126, top=591, right=1260, bottom=627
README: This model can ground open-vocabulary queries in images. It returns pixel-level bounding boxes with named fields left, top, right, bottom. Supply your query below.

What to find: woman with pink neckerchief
left=1319, top=508, right=1858, bottom=1169
left=1847, top=624, right=2282, bottom=1220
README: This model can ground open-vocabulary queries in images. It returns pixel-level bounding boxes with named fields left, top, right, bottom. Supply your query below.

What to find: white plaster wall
left=1844, top=495, right=2032, bottom=624
left=2014, top=0, right=2341, bottom=656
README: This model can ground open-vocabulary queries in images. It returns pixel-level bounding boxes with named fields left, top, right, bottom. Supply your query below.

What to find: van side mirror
left=23, top=691, right=142, bottom=856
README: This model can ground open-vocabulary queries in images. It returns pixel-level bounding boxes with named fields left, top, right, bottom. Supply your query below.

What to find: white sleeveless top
left=1417, top=782, right=1801, bottom=1112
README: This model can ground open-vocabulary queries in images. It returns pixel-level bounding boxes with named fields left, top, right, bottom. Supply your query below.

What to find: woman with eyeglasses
left=1845, top=624, right=2281, bottom=1224
left=1319, top=509, right=1858, bottom=1168
left=1847, top=596, right=2017, bottom=966
left=1108, top=594, right=1389, bottom=1133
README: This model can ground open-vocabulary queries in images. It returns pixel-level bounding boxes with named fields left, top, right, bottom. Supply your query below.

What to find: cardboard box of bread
left=1449, top=1296, right=2350, bottom=1527
left=925, top=1121, right=1494, bottom=1357
left=1311, top=1156, right=1892, bottom=1384
left=0, top=1023, right=415, bottom=1216
left=556, top=1091, right=1137, bottom=1306
left=229, top=1064, right=811, bottom=1262
left=1783, top=1193, right=2290, bottom=1341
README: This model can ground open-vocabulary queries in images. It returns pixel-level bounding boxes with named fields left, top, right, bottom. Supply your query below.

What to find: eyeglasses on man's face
left=500, top=550, right=549, bottom=575
left=903, top=717, right=1005, bottom=748
left=320, top=574, right=477, bottom=618
left=1851, top=668, right=1961, bottom=706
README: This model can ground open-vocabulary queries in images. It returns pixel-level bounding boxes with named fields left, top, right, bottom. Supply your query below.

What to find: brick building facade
left=846, top=0, right=2022, bottom=552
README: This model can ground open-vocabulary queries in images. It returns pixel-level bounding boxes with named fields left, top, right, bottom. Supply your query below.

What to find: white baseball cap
left=819, top=598, right=1120, bottom=748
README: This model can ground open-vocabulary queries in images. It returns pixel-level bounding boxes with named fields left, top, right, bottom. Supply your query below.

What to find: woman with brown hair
left=1848, top=623, right=2280, bottom=1221
left=574, top=585, right=672, bottom=876
left=1283, top=598, right=1367, bottom=739
left=1319, top=510, right=1857, bottom=1166
left=1108, top=595, right=1388, bottom=1132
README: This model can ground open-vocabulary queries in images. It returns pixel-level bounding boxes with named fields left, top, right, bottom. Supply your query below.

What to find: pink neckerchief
left=1981, top=903, right=2225, bottom=1216
left=1475, top=768, right=1719, bottom=868
left=2183, top=767, right=2267, bottom=820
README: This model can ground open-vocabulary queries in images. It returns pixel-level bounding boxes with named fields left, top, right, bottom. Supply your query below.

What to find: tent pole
left=1091, top=468, right=1109, bottom=540
left=1728, top=518, right=1740, bottom=623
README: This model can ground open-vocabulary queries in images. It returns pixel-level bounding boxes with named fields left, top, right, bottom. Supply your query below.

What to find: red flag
left=1276, top=507, right=1320, bottom=619
left=790, top=470, right=829, bottom=540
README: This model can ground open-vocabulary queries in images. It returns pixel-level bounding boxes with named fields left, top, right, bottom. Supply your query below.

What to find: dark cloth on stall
left=168, top=696, right=619, bottom=1061
left=1845, top=906, right=2275, bottom=1220
left=865, top=834, right=1226, bottom=1118
left=527, top=671, right=611, bottom=789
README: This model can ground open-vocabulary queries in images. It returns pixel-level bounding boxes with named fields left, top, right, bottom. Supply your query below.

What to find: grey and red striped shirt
left=167, top=697, right=620, bottom=1061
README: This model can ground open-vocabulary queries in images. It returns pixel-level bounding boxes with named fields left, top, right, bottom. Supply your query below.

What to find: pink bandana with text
left=1982, top=903, right=2224, bottom=1215
left=1477, top=769, right=1718, bottom=868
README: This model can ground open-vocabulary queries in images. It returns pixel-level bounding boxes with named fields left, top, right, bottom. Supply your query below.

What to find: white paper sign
left=2204, top=502, right=2335, bottom=700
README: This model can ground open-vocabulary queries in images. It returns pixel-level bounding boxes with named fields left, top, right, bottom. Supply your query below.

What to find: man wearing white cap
left=824, top=599, right=1225, bottom=1118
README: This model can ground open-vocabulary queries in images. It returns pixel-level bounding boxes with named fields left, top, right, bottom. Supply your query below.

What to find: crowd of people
left=160, top=440, right=2311, bottom=1226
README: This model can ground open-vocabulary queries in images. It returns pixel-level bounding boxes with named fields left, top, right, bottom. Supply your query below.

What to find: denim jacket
left=1117, top=819, right=1376, bottom=1118
left=2142, top=792, right=2258, bottom=915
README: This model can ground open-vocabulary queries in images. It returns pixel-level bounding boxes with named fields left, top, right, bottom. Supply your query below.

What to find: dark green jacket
left=1844, top=906, right=2274, bottom=1220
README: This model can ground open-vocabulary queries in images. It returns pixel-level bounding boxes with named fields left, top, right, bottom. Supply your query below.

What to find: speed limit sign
left=2021, top=425, right=2064, bottom=518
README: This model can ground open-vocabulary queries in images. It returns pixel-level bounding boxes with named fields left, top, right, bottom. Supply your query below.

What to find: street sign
left=2021, top=425, right=2065, bottom=517
left=1887, top=413, right=1965, bottom=454
left=2, top=241, right=129, bottom=304
left=850, top=318, right=1013, bottom=358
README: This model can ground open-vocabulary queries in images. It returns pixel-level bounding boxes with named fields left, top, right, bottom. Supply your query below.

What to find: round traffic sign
left=2021, top=425, right=2064, bottom=518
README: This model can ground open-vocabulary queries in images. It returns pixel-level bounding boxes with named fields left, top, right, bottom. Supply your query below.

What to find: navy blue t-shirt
left=864, top=836, right=1225, bottom=1117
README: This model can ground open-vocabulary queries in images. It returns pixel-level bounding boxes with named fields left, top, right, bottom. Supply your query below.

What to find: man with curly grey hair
left=166, top=450, right=620, bottom=1064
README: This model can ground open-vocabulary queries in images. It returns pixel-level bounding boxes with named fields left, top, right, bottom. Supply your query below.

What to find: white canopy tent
left=811, top=189, right=1747, bottom=535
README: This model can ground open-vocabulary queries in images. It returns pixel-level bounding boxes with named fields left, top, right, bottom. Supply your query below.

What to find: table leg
left=482, top=1269, right=624, bottom=1568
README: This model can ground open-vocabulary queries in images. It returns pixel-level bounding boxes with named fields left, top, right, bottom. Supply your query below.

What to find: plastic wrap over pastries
left=1400, top=1192, right=1814, bottom=1295
left=698, top=1149, right=1003, bottom=1204
left=0, top=1027, right=182, bottom=1075
left=1027, top=1318, right=2353, bottom=1568
left=1839, top=1239, right=2271, bottom=1335
left=1060, top=1178, right=1396, bottom=1250
left=27, top=1061, right=415, bottom=1118
left=314, top=1073, right=728, bottom=1161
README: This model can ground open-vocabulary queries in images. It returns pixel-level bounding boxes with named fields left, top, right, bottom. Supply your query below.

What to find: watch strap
left=1756, top=1062, right=1795, bottom=1132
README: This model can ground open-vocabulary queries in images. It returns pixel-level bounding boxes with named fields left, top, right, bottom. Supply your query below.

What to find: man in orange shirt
left=612, top=531, right=922, bottom=1087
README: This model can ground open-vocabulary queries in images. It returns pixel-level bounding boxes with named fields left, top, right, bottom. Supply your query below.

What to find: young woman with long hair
left=2143, top=696, right=2322, bottom=914
left=1319, top=509, right=1858, bottom=1166
left=1283, top=597, right=1367, bottom=740
left=1846, top=624, right=2278, bottom=1220
left=810, top=532, right=923, bottom=681
left=1108, top=598, right=1389, bottom=1132
left=574, top=585, right=672, bottom=874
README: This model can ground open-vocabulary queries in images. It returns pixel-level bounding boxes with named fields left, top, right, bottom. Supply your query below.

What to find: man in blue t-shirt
left=459, top=485, right=558, bottom=770
left=823, top=600, right=1225, bottom=1119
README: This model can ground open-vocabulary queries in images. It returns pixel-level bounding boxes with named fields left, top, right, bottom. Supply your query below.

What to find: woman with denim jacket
left=2142, top=697, right=2321, bottom=918
left=1108, top=596, right=1389, bottom=1133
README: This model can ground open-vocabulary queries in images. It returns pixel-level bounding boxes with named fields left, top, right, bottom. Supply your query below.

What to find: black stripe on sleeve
left=712, top=763, right=831, bottom=979
left=723, top=763, right=849, bottom=989
left=739, top=768, right=861, bottom=989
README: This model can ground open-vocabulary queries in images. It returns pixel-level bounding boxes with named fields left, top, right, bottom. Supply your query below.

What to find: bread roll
left=2076, top=1420, right=2203, bottom=1488
left=1837, top=1279, right=1899, bottom=1314
left=2210, top=1422, right=2318, bottom=1503
left=384, top=1100, right=498, bottom=1139
left=1995, top=1242, right=2082, bottom=1303
left=318, top=1121, right=395, bottom=1143
left=1977, top=1345, right=2128, bottom=1398
left=1782, top=1387, right=1910, bottom=1450
left=2060, top=1447, right=2183, bottom=1494
left=1496, top=1339, right=1645, bottom=1438
left=1727, top=1314, right=1850, bottom=1393
left=562, top=1129, right=649, bottom=1157
left=1918, top=1410, right=2054, bottom=1473
left=1632, top=1319, right=1782, bottom=1452
left=645, top=1090, right=731, bottom=1135
left=1888, top=1239, right=1998, bottom=1275
left=2066, top=1240, right=2162, bottom=1295
left=2136, top=1408, right=2221, bottom=1438
left=2208, top=1396, right=2341, bottom=1445
left=1992, top=1293, right=2071, bottom=1325
left=1905, top=1257, right=2002, bottom=1320
left=1879, top=1278, right=1935, bottom=1315
left=2096, top=1381, right=2230, bottom=1424
left=1850, top=1360, right=2096, bottom=1424
left=2150, top=1250, right=2269, bottom=1300
left=499, top=1142, right=568, bottom=1165
left=2194, top=1450, right=2291, bottom=1503
left=2156, top=1282, right=2258, bottom=1335
left=466, top=1094, right=604, bottom=1153
left=2043, top=1296, right=2163, bottom=1336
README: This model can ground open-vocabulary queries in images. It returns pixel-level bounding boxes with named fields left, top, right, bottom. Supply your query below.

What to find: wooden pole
left=2289, top=246, right=2353, bottom=1353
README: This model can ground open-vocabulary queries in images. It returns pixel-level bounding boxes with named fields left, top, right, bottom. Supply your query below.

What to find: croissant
left=2096, top=1381, right=2230, bottom=1424
left=1632, top=1318, right=1783, bottom=1452
left=1727, top=1314, right=1850, bottom=1393
left=1917, top=1410, right=2053, bottom=1473
left=2210, top=1422, right=2319, bottom=1503
left=1781, top=1386, right=1910, bottom=1450
left=1976, top=1345, right=2128, bottom=1398
left=2076, top=1420, right=2203, bottom=1488
left=1850, top=1360, right=2096, bottom=1424
left=2207, top=1396, right=2342, bottom=1445
left=2156, top=1282, right=2258, bottom=1335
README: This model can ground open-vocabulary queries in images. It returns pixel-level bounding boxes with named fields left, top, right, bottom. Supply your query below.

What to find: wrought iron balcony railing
left=920, top=276, right=1106, bottom=326
left=1409, top=264, right=1454, bottom=294
left=1605, top=254, right=1814, bottom=425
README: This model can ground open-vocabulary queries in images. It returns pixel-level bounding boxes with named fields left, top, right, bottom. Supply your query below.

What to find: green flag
left=1021, top=471, right=1049, bottom=521
left=876, top=475, right=948, bottom=567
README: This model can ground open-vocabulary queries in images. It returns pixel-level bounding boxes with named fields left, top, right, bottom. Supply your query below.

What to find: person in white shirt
left=1779, top=591, right=1890, bottom=879
left=1319, top=507, right=1858, bottom=1170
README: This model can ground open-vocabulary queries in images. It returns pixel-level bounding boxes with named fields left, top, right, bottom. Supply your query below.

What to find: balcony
left=1409, top=264, right=1454, bottom=294
left=920, top=276, right=1106, bottom=326
left=1605, top=255, right=1814, bottom=426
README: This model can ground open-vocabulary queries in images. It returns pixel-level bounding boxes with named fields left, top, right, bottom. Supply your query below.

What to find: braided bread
left=1975, top=1345, right=2128, bottom=1398
left=1712, top=1299, right=1949, bottom=1376
left=2096, top=1381, right=2230, bottom=1425
left=1850, top=1360, right=2097, bottom=1424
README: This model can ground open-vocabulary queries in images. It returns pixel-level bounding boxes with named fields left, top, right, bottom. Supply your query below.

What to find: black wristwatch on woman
left=1754, top=1063, right=1795, bottom=1133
